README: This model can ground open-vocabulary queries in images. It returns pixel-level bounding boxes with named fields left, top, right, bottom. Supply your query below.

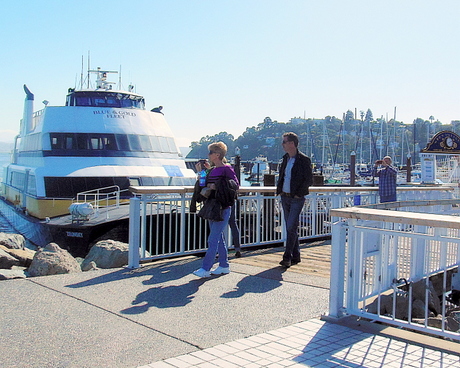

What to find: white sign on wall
left=421, top=153, right=436, bottom=183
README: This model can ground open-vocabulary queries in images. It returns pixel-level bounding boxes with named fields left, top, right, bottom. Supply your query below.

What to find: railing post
left=255, top=191, right=262, bottom=244
left=180, top=192, right=186, bottom=254
left=346, top=219, right=359, bottom=313
left=311, top=193, right=317, bottom=236
left=330, top=193, right=341, bottom=223
left=329, top=219, right=347, bottom=318
left=128, top=197, right=140, bottom=268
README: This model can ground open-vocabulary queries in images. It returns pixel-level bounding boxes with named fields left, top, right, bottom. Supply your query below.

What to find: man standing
left=276, top=132, right=313, bottom=268
left=373, top=155, right=397, bottom=203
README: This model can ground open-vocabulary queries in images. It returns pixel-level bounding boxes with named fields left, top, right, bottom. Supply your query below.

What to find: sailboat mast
left=342, top=125, right=345, bottom=165
left=322, top=119, right=326, bottom=167
left=392, top=107, right=397, bottom=161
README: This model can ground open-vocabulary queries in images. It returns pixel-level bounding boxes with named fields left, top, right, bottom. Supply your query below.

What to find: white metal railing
left=74, top=185, right=128, bottom=219
left=329, top=200, right=460, bottom=341
left=127, top=185, right=455, bottom=268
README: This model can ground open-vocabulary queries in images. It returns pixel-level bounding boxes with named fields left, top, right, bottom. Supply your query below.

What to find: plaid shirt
left=373, top=165, right=397, bottom=197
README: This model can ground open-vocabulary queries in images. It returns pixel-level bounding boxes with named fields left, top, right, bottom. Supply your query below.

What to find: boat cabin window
left=8, top=172, right=37, bottom=196
left=128, top=135, right=142, bottom=151
left=159, top=137, right=171, bottom=152
left=41, top=175, right=194, bottom=198
left=139, top=135, right=152, bottom=151
left=10, top=171, right=25, bottom=191
left=115, top=134, right=130, bottom=151
left=150, top=136, right=161, bottom=151
left=75, top=97, right=92, bottom=106
left=51, top=134, right=76, bottom=150
left=66, top=91, right=145, bottom=109
left=47, top=133, right=178, bottom=154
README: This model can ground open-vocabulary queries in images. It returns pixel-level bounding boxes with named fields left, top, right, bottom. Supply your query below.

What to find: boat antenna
left=87, top=51, right=91, bottom=88
left=118, top=65, right=122, bottom=90
left=80, top=55, right=84, bottom=89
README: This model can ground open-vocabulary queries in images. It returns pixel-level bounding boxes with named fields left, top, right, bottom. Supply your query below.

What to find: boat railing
left=33, top=108, right=45, bottom=118
left=329, top=199, right=460, bottom=341
left=74, top=185, right=129, bottom=219
left=127, top=185, right=456, bottom=268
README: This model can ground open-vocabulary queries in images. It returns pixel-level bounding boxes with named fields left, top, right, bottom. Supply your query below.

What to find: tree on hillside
left=365, top=109, right=373, bottom=123
left=186, top=113, right=455, bottom=165
left=344, top=110, right=354, bottom=123
left=187, top=132, right=235, bottom=158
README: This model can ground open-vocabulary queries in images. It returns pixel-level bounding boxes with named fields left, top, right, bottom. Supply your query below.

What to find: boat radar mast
left=88, top=67, right=118, bottom=90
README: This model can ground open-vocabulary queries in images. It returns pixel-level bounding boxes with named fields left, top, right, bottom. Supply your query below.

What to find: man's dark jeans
left=281, top=195, right=305, bottom=262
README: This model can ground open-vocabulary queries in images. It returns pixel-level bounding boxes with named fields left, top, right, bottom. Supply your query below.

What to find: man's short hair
left=283, top=132, right=299, bottom=147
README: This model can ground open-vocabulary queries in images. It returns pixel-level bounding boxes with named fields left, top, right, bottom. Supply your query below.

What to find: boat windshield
left=66, top=91, right=145, bottom=109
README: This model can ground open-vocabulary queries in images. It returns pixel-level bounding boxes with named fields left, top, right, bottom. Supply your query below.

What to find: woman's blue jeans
left=281, top=196, right=305, bottom=262
left=202, top=207, right=231, bottom=271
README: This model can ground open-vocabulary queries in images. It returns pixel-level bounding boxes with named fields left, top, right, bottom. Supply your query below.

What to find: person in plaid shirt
left=373, top=156, right=397, bottom=202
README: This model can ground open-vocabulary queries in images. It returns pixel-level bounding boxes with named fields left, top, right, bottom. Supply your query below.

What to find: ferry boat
left=1, top=67, right=196, bottom=255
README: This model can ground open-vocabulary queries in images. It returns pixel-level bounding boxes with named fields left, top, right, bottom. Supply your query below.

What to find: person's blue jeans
left=281, top=195, right=305, bottom=262
left=202, top=207, right=231, bottom=271
left=228, top=204, right=241, bottom=251
left=380, top=193, right=397, bottom=203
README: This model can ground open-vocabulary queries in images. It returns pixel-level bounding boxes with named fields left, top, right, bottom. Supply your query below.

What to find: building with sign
left=420, top=131, right=460, bottom=184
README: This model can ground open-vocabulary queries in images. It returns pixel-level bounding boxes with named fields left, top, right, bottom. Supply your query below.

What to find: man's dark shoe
left=291, top=259, right=301, bottom=265
left=235, top=251, right=241, bottom=258
left=279, top=260, right=291, bottom=268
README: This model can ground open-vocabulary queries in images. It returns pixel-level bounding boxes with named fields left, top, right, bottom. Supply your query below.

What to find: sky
left=0, top=0, right=459, bottom=148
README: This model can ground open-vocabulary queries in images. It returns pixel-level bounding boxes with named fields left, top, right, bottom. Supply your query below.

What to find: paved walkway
left=1, top=240, right=459, bottom=368
left=140, top=318, right=460, bottom=368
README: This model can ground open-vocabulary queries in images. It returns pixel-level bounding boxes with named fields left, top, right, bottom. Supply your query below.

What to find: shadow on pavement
left=221, top=267, right=286, bottom=298
left=121, top=278, right=209, bottom=313
left=65, top=257, right=201, bottom=289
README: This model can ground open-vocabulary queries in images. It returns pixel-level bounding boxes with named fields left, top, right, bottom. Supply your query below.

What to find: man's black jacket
left=276, top=150, right=313, bottom=197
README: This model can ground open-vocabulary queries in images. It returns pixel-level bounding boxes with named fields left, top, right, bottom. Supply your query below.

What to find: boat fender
left=69, top=203, right=94, bottom=217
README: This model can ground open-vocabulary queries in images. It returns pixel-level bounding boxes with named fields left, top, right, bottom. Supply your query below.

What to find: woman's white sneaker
left=211, top=266, right=230, bottom=275
left=193, top=268, right=211, bottom=278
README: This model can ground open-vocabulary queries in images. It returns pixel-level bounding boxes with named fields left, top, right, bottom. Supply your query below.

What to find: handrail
left=74, top=185, right=128, bottom=219
left=129, top=184, right=455, bottom=195
left=331, top=199, right=460, bottom=228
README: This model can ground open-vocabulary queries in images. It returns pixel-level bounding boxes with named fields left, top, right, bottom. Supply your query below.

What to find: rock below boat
left=28, top=243, right=82, bottom=277
left=81, top=240, right=129, bottom=270
left=0, top=231, right=130, bottom=278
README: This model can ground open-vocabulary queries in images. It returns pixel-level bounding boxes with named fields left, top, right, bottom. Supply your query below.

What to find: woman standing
left=193, top=142, right=239, bottom=278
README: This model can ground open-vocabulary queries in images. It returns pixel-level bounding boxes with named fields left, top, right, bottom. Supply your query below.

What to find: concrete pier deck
left=1, top=239, right=458, bottom=368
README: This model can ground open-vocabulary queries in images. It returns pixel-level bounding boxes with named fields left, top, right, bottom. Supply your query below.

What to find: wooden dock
left=230, top=239, right=331, bottom=278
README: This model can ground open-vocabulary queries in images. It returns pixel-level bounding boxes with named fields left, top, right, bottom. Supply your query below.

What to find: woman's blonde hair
left=208, top=142, right=227, bottom=159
